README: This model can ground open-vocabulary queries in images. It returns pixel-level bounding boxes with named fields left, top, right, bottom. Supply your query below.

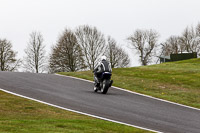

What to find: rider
left=93, top=56, right=112, bottom=88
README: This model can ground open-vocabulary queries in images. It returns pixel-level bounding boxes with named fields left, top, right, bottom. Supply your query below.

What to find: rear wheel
left=101, top=79, right=110, bottom=94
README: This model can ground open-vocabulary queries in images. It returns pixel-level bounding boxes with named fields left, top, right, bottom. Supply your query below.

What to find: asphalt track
left=0, top=71, right=200, bottom=133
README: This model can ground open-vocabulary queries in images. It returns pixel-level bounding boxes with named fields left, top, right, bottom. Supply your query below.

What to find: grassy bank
left=0, top=91, right=151, bottom=133
left=58, top=58, right=200, bottom=109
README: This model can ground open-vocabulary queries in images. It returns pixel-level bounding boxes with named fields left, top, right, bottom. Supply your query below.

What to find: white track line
left=0, top=88, right=161, bottom=133
left=55, top=74, right=200, bottom=111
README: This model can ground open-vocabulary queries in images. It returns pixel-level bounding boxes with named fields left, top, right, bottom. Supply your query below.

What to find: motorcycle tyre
left=101, top=79, right=110, bottom=94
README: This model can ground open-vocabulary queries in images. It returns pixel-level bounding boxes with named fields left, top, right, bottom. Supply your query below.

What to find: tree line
left=0, top=25, right=130, bottom=73
left=0, top=23, right=200, bottom=73
left=127, top=23, right=200, bottom=66
left=161, top=23, right=200, bottom=56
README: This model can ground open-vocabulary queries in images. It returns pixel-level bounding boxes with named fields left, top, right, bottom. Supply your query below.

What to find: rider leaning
left=93, top=56, right=112, bottom=88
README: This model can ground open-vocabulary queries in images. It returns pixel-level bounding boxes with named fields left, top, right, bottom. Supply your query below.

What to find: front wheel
left=101, top=79, right=110, bottom=94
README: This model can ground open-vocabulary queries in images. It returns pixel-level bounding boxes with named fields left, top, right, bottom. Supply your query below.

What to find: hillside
left=59, top=58, right=200, bottom=108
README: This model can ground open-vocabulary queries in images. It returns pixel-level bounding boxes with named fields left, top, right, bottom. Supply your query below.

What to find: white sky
left=0, top=0, right=200, bottom=66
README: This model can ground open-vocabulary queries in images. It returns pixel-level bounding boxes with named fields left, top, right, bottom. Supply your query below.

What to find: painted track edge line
left=55, top=74, right=200, bottom=111
left=0, top=88, right=161, bottom=133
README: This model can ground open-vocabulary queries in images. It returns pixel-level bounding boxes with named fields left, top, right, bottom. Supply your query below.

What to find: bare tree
left=161, top=36, right=182, bottom=56
left=127, top=29, right=159, bottom=66
left=179, top=26, right=196, bottom=52
left=75, top=25, right=106, bottom=70
left=195, top=23, right=200, bottom=55
left=49, top=29, right=85, bottom=73
left=196, top=23, right=200, bottom=36
left=23, top=32, right=46, bottom=73
left=106, top=36, right=130, bottom=68
left=0, top=39, right=21, bottom=71
left=179, top=25, right=200, bottom=54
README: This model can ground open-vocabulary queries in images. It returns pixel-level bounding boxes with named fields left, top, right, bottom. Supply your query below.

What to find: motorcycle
left=93, top=72, right=113, bottom=94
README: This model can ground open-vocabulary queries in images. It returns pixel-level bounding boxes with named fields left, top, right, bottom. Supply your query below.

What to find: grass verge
left=0, top=90, right=152, bottom=133
left=58, top=58, right=200, bottom=109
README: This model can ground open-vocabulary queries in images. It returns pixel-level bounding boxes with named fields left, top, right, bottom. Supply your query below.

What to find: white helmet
left=101, top=55, right=107, bottom=61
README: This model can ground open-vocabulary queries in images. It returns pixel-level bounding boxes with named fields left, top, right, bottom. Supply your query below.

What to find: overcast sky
left=0, top=0, right=200, bottom=66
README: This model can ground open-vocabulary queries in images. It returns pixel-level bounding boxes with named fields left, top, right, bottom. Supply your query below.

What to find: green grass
left=58, top=58, right=200, bottom=109
left=0, top=91, right=151, bottom=133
